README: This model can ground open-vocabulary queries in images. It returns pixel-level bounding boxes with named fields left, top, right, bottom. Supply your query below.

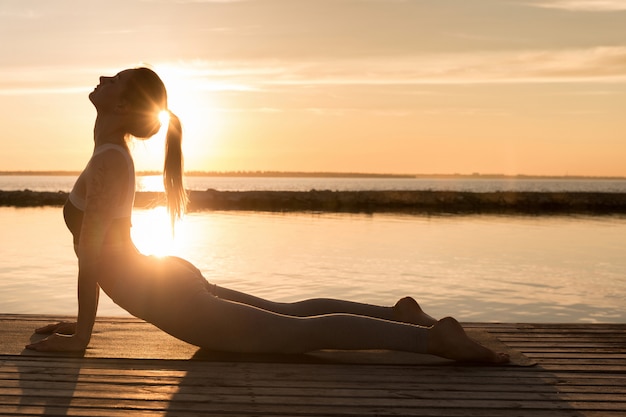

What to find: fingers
left=56, top=323, right=77, bottom=335
left=35, top=322, right=63, bottom=334
left=26, top=333, right=62, bottom=351
left=25, top=338, right=51, bottom=351
left=35, top=322, right=75, bottom=335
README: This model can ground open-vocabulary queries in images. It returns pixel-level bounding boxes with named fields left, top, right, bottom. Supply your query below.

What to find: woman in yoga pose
left=26, top=67, right=508, bottom=363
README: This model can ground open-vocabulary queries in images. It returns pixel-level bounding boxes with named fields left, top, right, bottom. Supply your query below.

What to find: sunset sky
left=0, top=0, right=625, bottom=176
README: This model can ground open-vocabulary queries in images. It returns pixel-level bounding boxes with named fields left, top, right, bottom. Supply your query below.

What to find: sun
left=158, top=110, right=170, bottom=126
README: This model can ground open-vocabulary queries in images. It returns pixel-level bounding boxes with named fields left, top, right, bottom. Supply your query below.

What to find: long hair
left=122, top=67, right=188, bottom=228
left=163, top=111, right=188, bottom=228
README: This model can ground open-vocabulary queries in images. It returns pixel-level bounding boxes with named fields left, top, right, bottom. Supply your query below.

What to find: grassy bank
left=2, top=189, right=626, bottom=215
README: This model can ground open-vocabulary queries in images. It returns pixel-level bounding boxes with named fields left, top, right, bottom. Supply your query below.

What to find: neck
left=93, top=114, right=127, bottom=148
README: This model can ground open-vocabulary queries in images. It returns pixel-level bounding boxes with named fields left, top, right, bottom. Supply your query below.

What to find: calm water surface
left=1, top=207, right=624, bottom=323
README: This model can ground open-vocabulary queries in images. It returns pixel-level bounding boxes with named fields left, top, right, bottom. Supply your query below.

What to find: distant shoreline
left=2, top=189, right=626, bottom=215
left=1, top=171, right=625, bottom=180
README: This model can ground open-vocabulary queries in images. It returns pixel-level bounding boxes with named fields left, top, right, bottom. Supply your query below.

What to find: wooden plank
left=1, top=316, right=625, bottom=417
left=3, top=380, right=626, bottom=404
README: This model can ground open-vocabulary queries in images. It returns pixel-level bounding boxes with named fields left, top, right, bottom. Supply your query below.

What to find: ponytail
left=163, top=111, right=188, bottom=230
left=121, top=68, right=187, bottom=229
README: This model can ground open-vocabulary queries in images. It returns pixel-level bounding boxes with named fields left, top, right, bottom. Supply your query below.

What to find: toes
left=495, top=352, right=511, bottom=364
left=430, top=317, right=509, bottom=363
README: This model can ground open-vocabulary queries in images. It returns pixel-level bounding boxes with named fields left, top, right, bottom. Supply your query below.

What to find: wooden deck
left=1, top=316, right=625, bottom=416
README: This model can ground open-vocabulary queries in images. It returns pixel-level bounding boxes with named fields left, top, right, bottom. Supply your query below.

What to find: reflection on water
left=1, top=207, right=624, bottom=323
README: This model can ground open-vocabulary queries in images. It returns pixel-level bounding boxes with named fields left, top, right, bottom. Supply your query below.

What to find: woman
left=26, top=67, right=508, bottom=363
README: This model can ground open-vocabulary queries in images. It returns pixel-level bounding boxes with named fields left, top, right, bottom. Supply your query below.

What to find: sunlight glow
left=136, top=175, right=165, bottom=192
left=129, top=62, right=220, bottom=172
left=158, top=110, right=170, bottom=126
left=130, top=207, right=193, bottom=257
left=131, top=207, right=174, bottom=257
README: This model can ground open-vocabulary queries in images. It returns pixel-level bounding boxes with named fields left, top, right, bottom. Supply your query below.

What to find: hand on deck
left=27, top=321, right=86, bottom=352
left=25, top=332, right=88, bottom=352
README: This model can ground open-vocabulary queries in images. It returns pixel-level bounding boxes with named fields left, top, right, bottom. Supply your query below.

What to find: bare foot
left=393, top=296, right=438, bottom=326
left=428, top=317, right=510, bottom=364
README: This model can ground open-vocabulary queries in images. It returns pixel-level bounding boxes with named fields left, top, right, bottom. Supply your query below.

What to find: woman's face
left=89, top=70, right=133, bottom=113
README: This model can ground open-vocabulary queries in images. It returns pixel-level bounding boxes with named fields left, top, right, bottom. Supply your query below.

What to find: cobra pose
left=26, top=67, right=509, bottom=364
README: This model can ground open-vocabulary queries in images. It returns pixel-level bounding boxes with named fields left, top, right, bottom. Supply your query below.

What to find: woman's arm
left=26, top=149, right=129, bottom=352
left=73, top=263, right=100, bottom=348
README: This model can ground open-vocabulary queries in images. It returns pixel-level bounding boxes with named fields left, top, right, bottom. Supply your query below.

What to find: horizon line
left=1, top=170, right=625, bottom=180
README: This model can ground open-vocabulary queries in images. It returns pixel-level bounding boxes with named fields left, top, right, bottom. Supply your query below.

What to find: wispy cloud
left=0, top=65, right=117, bottom=96
left=0, top=9, right=43, bottom=19
left=528, top=0, right=626, bottom=11
left=1, top=46, right=625, bottom=96
left=0, top=87, right=89, bottom=96
left=212, top=47, right=626, bottom=86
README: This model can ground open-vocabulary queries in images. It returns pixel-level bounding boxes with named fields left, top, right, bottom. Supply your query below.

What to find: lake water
left=1, top=205, right=624, bottom=324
